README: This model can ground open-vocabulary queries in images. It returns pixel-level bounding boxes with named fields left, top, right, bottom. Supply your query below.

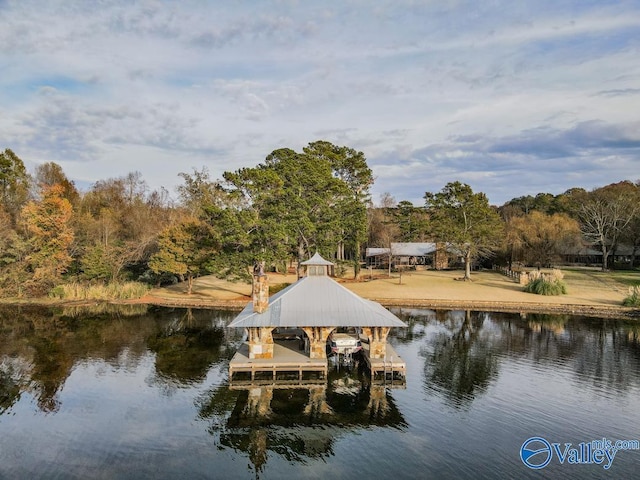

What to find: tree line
left=0, top=145, right=638, bottom=297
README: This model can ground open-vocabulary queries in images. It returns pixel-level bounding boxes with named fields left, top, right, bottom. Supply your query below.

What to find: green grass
left=607, top=270, right=640, bottom=287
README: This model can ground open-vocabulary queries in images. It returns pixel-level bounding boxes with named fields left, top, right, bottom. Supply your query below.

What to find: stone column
left=362, top=326, right=390, bottom=359
left=252, top=274, right=269, bottom=313
left=247, top=326, right=275, bottom=359
left=301, top=327, right=334, bottom=359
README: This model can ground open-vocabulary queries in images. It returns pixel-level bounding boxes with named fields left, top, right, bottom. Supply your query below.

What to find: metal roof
left=391, top=242, right=437, bottom=256
left=366, top=243, right=437, bottom=257
left=228, top=275, right=407, bottom=328
left=300, top=252, right=335, bottom=266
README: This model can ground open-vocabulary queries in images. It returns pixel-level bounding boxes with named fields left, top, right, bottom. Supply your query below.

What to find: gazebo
left=228, top=253, right=407, bottom=380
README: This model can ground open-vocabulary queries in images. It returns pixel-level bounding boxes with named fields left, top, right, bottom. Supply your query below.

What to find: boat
left=328, top=332, right=362, bottom=355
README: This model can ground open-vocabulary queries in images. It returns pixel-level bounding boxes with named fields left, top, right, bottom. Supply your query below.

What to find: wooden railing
left=493, top=265, right=522, bottom=283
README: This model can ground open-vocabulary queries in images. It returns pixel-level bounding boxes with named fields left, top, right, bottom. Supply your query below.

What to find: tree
left=303, top=141, right=373, bottom=278
left=579, top=182, right=638, bottom=271
left=76, top=172, right=174, bottom=282
left=149, top=218, right=219, bottom=294
left=507, top=211, right=581, bottom=267
left=367, top=193, right=400, bottom=277
left=621, top=181, right=640, bottom=268
left=34, top=162, right=79, bottom=205
left=393, top=200, right=429, bottom=242
left=0, top=149, right=32, bottom=224
left=177, top=167, right=230, bottom=217
left=424, top=182, right=503, bottom=280
left=21, top=184, right=74, bottom=288
left=223, top=141, right=372, bottom=278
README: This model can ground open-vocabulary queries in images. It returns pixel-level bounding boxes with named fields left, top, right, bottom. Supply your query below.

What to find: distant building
left=365, top=242, right=456, bottom=270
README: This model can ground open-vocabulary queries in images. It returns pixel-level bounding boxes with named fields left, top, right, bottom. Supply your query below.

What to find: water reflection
left=1, top=305, right=640, bottom=479
left=390, top=308, right=640, bottom=409
left=0, top=305, right=239, bottom=411
left=198, top=366, right=407, bottom=475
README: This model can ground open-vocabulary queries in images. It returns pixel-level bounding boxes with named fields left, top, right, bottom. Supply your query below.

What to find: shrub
left=523, top=269, right=567, bottom=296
left=48, top=281, right=150, bottom=300
left=623, top=286, right=640, bottom=307
left=269, top=283, right=291, bottom=295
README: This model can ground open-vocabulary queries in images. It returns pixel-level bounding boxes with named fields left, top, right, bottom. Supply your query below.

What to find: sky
left=1, top=0, right=639, bottom=206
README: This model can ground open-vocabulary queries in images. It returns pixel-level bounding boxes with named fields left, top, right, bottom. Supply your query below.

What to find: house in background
left=365, top=242, right=454, bottom=270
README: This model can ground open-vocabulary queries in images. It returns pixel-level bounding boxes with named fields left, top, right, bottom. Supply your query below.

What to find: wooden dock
left=229, top=340, right=328, bottom=383
left=361, top=341, right=406, bottom=381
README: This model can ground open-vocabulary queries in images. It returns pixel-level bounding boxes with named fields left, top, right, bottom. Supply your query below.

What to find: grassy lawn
left=606, top=270, right=640, bottom=287
left=563, top=267, right=640, bottom=287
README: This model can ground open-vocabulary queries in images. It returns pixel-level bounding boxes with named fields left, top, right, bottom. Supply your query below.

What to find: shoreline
left=4, top=294, right=632, bottom=319
left=136, top=297, right=639, bottom=319
left=1, top=268, right=638, bottom=319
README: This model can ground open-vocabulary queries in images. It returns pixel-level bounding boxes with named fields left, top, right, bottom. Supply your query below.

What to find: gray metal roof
left=391, top=242, right=437, bottom=256
left=228, top=275, right=407, bottom=328
left=366, top=243, right=437, bottom=257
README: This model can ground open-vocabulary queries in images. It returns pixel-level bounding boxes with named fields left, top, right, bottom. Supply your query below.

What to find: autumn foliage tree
left=149, top=218, right=219, bottom=294
left=507, top=211, right=581, bottom=267
left=21, top=184, right=74, bottom=290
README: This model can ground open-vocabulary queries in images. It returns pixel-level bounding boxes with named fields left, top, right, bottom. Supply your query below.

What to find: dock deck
left=361, top=341, right=406, bottom=380
left=229, top=340, right=327, bottom=383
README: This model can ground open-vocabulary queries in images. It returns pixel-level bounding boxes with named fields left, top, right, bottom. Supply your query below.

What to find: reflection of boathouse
left=228, top=253, right=407, bottom=381
left=205, top=371, right=407, bottom=474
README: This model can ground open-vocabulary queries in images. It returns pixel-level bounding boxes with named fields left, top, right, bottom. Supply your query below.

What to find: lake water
left=1, top=305, right=639, bottom=479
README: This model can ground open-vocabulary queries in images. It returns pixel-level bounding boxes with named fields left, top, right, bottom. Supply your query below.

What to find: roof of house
left=366, top=242, right=438, bottom=257
left=228, top=253, right=407, bottom=329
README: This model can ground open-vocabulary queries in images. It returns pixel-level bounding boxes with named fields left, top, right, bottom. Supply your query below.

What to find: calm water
left=1, top=305, right=640, bottom=479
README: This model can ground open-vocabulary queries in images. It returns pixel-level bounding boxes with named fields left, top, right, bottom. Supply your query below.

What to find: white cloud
left=0, top=0, right=639, bottom=205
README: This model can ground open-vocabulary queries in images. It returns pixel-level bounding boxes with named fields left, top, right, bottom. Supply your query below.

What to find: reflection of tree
left=425, top=311, right=499, bottom=408
left=0, top=363, right=22, bottom=413
left=148, top=324, right=225, bottom=386
left=420, top=310, right=640, bottom=409
left=0, top=305, right=238, bottom=413
left=388, top=307, right=427, bottom=344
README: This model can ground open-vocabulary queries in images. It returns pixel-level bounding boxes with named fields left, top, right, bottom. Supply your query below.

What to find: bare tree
left=579, top=182, right=638, bottom=271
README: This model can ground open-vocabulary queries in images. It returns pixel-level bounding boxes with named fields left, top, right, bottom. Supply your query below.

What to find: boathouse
left=228, top=253, right=407, bottom=382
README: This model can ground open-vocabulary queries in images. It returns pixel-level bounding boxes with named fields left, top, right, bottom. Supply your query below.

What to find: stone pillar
left=301, top=327, right=334, bottom=359
left=434, top=242, right=449, bottom=270
left=253, top=274, right=269, bottom=313
left=247, top=326, right=275, bottom=359
left=362, top=327, right=390, bottom=359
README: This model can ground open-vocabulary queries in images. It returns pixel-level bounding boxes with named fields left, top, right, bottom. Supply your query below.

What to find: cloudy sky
left=1, top=0, right=639, bottom=206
